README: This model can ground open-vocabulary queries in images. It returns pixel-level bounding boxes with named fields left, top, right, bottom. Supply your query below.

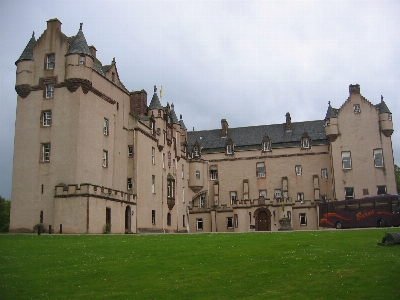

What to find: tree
left=0, top=196, right=10, bottom=232
left=395, top=164, right=400, bottom=194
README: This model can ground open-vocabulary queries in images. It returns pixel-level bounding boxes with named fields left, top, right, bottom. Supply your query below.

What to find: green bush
left=0, top=196, right=10, bottom=232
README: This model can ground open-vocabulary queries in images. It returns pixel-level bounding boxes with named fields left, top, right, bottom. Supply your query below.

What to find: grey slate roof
left=67, top=25, right=91, bottom=56
left=179, top=115, right=187, bottom=131
left=325, top=103, right=338, bottom=119
left=170, top=103, right=179, bottom=124
left=148, top=93, right=163, bottom=110
left=376, top=99, right=391, bottom=114
left=15, top=32, right=36, bottom=65
left=187, top=120, right=328, bottom=153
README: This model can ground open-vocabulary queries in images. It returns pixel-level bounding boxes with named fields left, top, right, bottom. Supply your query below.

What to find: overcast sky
left=1, top=0, right=399, bottom=199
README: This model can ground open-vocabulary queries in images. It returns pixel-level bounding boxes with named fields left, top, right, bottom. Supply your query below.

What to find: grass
left=1, top=229, right=400, bottom=299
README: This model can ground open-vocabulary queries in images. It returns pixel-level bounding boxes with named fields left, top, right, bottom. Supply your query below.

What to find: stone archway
left=125, top=206, right=131, bottom=233
left=254, top=207, right=272, bottom=231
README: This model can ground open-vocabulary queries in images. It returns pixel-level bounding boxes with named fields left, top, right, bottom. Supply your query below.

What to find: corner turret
left=378, top=95, right=393, bottom=137
left=324, top=101, right=339, bottom=142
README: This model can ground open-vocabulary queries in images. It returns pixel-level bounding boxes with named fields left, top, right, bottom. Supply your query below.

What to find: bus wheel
left=335, top=221, right=343, bottom=229
left=378, top=219, right=386, bottom=227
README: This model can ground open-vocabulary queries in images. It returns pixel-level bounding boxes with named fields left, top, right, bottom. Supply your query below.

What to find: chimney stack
left=349, top=84, right=360, bottom=95
left=89, top=45, right=97, bottom=58
left=285, top=112, right=291, bottom=131
left=221, top=119, right=229, bottom=137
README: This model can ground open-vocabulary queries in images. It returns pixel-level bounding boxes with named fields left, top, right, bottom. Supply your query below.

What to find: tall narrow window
left=342, top=151, right=352, bottom=169
left=196, top=218, right=203, bottom=230
left=45, top=84, right=54, bottom=98
left=183, top=215, right=186, bottom=227
left=210, top=166, right=218, bottom=180
left=262, top=140, right=271, bottom=152
left=46, top=54, right=55, bottom=69
left=226, top=144, right=233, bottom=155
left=103, top=118, right=109, bottom=136
left=79, top=55, right=85, bottom=65
left=42, top=111, right=52, bottom=126
left=295, top=165, right=302, bottom=175
left=257, top=162, right=265, bottom=178
left=299, top=213, right=307, bottom=226
left=227, top=217, right=233, bottom=229
left=128, top=145, right=133, bottom=157
left=302, top=138, right=310, bottom=149
left=152, top=147, right=155, bottom=164
left=162, top=153, right=165, bottom=169
left=167, top=178, right=175, bottom=199
left=182, top=164, right=184, bottom=179
left=234, top=214, right=238, bottom=228
left=152, top=175, right=155, bottom=194
left=230, top=191, right=237, bottom=205
left=321, top=168, right=328, bottom=179
left=41, top=143, right=50, bottom=162
left=196, top=170, right=200, bottom=180
left=373, top=149, right=383, bottom=167
left=152, top=210, right=156, bottom=225
left=102, top=150, right=108, bottom=168
left=127, top=178, right=132, bottom=190
left=297, top=193, right=304, bottom=203
left=167, top=213, right=171, bottom=226
left=200, top=194, right=206, bottom=207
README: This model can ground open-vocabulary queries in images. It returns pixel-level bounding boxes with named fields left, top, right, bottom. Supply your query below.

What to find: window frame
left=152, top=175, right=155, bottom=194
left=210, top=166, right=218, bottom=180
left=103, top=118, right=109, bottom=136
left=151, top=210, right=156, bottom=225
left=42, top=110, right=52, bottom=127
left=345, top=187, right=354, bottom=200
left=102, top=150, right=108, bottom=168
left=353, top=104, right=361, bottom=113
left=79, top=55, right=85, bottom=65
left=45, top=83, right=54, bottom=98
left=230, top=191, right=237, bottom=205
left=299, top=213, right=307, bottom=226
left=321, top=168, right=328, bottom=179
left=377, top=185, right=386, bottom=195
left=297, top=192, right=304, bottom=202
left=127, top=178, right=132, bottom=190
left=196, top=218, right=203, bottom=230
left=46, top=54, right=55, bottom=70
left=41, top=143, right=50, bottom=162
left=259, top=190, right=267, bottom=198
left=262, top=141, right=271, bottom=152
left=274, top=189, right=282, bottom=199
left=295, top=165, right=302, bottom=175
left=167, top=178, right=175, bottom=199
left=342, top=151, right=352, bottom=169
left=200, top=194, right=206, bottom=207
left=227, top=217, right=234, bottom=229
left=257, top=162, right=266, bottom=178
left=128, top=145, right=133, bottom=157
left=302, top=138, right=310, bottom=149
left=195, top=170, right=200, bottom=180
left=226, top=144, right=233, bottom=155
left=373, top=149, right=384, bottom=167
left=152, top=147, right=155, bottom=165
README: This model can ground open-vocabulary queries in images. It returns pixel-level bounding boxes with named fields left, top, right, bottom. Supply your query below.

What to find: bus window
left=333, top=203, right=346, bottom=211
left=359, top=199, right=374, bottom=209
left=375, top=198, right=391, bottom=210
left=392, top=200, right=400, bottom=213
left=346, top=200, right=359, bottom=210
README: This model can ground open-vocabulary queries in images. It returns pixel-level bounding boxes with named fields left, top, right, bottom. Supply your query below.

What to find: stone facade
left=10, top=19, right=396, bottom=233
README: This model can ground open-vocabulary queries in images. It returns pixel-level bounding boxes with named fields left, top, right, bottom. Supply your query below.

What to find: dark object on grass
left=378, top=232, right=400, bottom=246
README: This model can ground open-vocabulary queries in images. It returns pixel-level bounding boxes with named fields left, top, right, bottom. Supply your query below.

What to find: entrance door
left=125, top=206, right=131, bottom=233
left=258, top=211, right=271, bottom=231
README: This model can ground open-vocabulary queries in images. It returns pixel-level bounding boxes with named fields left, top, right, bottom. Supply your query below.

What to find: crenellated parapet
left=54, top=183, right=135, bottom=204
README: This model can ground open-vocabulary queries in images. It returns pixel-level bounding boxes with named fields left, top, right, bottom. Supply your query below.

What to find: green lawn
left=1, top=229, right=400, bottom=299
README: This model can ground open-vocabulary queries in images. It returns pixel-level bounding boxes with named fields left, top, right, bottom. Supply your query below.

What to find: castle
left=10, top=19, right=396, bottom=233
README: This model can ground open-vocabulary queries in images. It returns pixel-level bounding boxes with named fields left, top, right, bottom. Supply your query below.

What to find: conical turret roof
left=148, top=86, right=163, bottom=110
left=15, top=32, right=36, bottom=65
left=377, top=96, right=391, bottom=114
left=325, top=102, right=338, bottom=119
left=170, top=103, right=179, bottom=124
left=67, top=23, right=91, bottom=56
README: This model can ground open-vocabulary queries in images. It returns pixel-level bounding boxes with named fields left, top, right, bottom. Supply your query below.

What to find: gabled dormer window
left=301, top=135, right=310, bottom=149
left=262, top=135, right=271, bottom=152
left=193, top=141, right=201, bottom=157
left=354, top=104, right=361, bottom=113
left=225, top=138, right=234, bottom=155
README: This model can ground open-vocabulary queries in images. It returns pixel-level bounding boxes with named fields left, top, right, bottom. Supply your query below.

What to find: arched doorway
left=125, top=206, right=131, bottom=233
left=254, top=207, right=271, bottom=231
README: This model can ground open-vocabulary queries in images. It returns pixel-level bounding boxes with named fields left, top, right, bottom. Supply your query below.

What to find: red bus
left=319, top=194, right=400, bottom=229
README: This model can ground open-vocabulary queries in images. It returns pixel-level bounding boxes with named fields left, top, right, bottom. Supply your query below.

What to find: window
left=182, top=164, right=185, bottom=179
left=196, top=170, right=200, bottom=180
left=152, top=147, right=155, bottom=164
left=210, top=166, right=218, bottom=180
left=257, top=162, right=265, bottom=178
left=373, top=149, right=383, bottom=167
left=128, top=145, right=133, bottom=157
left=41, top=143, right=50, bottom=162
left=200, top=194, right=206, bottom=207
left=167, top=178, right=175, bottom=199
left=152, top=210, right=156, bottom=225
left=230, top=191, right=237, bottom=205
left=193, top=147, right=200, bottom=157
left=196, top=218, right=203, bottom=230
left=150, top=120, right=155, bottom=135
left=342, top=151, right=352, bottom=169
left=226, top=144, right=233, bottom=155
left=354, top=104, right=361, bottom=113
left=152, top=175, right=155, bottom=193
left=295, top=165, right=302, bottom=175
left=345, top=187, right=354, bottom=200
left=262, top=141, right=271, bottom=152
left=259, top=190, right=267, bottom=198
left=45, top=84, right=54, bottom=98
left=46, top=54, right=55, bottom=69
left=79, top=55, right=85, bottom=65
left=103, top=118, right=109, bottom=136
left=42, top=111, right=51, bottom=126
left=106, top=207, right=111, bottom=226
left=162, top=153, right=165, bottom=169
left=302, top=138, right=310, bottom=149
left=167, top=213, right=171, bottom=226
left=297, top=193, right=304, bottom=203
left=388, top=113, right=392, bottom=121
left=227, top=217, right=233, bottom=229
left=102, top=150, right=108, bottom=168
left=127, top=178, right=132, bottom=190
left=300, top=213, right=307, bottom=226
left=321, top=168, right=328, bottom=179
left=274, top=189, right=282, bottom=199
left=377, top=185, right=386, bottom=195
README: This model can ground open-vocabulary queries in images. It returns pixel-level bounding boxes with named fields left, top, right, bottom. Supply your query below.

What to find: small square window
left=230, top=191, right=237, bottom=205
left=259, top=190, right=267, bottom=198
left=45, top=84, right=54, bottom=98
left=354, top=104, right=361, bottom=113
left=300, top=213, right=307, bottom=226
left=196, top=218, right=203, bottom=230
left=274, top=189, right=282, bottom=199
left=295, top=165, right=302, bottom=175
left=377, top=185, right=386, bottom=195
